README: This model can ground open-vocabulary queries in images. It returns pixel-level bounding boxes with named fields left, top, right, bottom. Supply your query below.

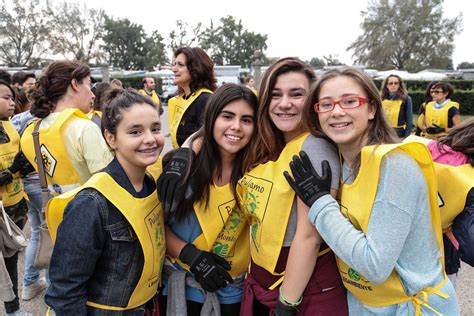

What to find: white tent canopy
left=376, top=69, right=447, bottom=81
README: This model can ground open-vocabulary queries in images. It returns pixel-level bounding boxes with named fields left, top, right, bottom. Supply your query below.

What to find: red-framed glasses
left=314, top=96, right=369, bottom=113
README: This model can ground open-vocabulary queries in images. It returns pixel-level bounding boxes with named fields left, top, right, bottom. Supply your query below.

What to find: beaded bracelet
left=279, top=287, right=303, bottom=307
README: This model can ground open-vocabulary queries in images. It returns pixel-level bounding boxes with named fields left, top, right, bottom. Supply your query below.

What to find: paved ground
left=2, top=106, right=473, bottom=315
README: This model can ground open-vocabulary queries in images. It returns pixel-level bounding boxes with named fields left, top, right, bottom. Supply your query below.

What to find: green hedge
left=372, top=79, right=474, bottom=115
left=92, top=76, right=163, bottom=94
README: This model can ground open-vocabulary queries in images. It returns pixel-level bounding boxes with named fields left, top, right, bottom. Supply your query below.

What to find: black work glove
left=426, top=125, right=445, bottom=134
left=179, top=243, right=233, bottom=292
left=157, top=148, right=194, bottom=213
left=283, top=151, right=332, bottom=208
left=0, top=169, right=13, bottom=186
left=9, top=151, right=35, bottom=176
left=275, top=300, right=298, bottom=316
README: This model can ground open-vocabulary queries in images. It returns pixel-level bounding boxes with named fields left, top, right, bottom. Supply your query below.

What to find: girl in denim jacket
left=45, top=89, right=165, bottom=315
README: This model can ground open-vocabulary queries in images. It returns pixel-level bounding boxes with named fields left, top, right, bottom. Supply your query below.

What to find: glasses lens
left=341, top=97, right=361, bottom=109
left=388, top=82, right=399, bottom=86
left=317, top=100, right=334, bottom=112
left=431, top=90, right=443, bottom=94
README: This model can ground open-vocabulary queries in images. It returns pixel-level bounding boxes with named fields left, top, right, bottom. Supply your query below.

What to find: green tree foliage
left=0, top=0, right=50, bottom=67
left=46, top=2, right=105, bottom=64
left=200, top=16, right=267, bottom=67
left=309, top=57, right=325, bottom=69
left=168, top=20, right=204, bottom=52
left=457, top=61, right=474, bottom=69
left=348, top=0, right=462, bottom=71
left=102, top=16, right=167, bottom=70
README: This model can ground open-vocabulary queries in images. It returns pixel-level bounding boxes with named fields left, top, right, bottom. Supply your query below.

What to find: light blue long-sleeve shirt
left=308, top=152, right=459, bottom=315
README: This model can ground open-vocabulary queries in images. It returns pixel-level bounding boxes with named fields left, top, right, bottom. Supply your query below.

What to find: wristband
left=279, top=287, right=303, bottom=307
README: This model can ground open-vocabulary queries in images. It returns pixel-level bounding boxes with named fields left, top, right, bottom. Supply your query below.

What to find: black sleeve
left=176, top=92, right=211, bottom=146
left=447, top=106, right=460, bottom=128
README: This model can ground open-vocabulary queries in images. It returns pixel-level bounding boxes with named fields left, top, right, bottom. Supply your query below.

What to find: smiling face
left=172, top=53, right=192, bottom=89
left=0, top=84, right=15, bottom=118
left=105, top=103, right=164, bottom=173
left=213, top=99, right=255, bottom=161
left=317, top=75, right=375, bottom=157
left=268, top=71, right=310, bottom=142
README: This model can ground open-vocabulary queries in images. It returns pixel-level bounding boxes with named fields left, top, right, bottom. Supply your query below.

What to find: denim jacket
left=45, top=158, right=156, bottom=315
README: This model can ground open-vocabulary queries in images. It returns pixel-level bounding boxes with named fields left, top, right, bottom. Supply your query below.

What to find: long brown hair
left=174, top=47, right=217, bottom=95
left=175, top=83, right=258, bottom=222
left=244, top=57, right=316, bottom=170
left=30, top=61, right=91, bottom=118
left=380, top=74, right=407, bottom=101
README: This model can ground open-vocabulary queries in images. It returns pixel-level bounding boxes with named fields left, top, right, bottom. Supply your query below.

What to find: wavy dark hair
left=30, top=61, right=90, bottom=118
left=437, top=118, right=474, bottom=166
left=101, top=88, right=157, bottom=139
left=244, top=57, right=316, bottom=170
left=175, top=83, right=258, bottom=222
left=92, top=82, right=111, bottom=111
left=174, top=47, right=217, bottom=95
left=380, top=74, right=407, bottom=101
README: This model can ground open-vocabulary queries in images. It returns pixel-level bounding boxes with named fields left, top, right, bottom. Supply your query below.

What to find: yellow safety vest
left=139, top=89, right=161, bottom=108
left=382, top=99, right=405, bottom=128
left=337, top=143, right=448, bottom=313
left=168, top=88, right=212, bottom=149
left=0, top=121, right=27, bottom=207
left=404, top=135, right=474, bottom=228
left=174, top=184, right=250, bottom=277
left=146, top=156, right=163, bottom=181
left=46, top=172, right=165, bottom=311
left=238, top=132, right=330, bottom=288
left=424, top=101, right=459, bottom=138
left=20, top=109, right=87, bottom=195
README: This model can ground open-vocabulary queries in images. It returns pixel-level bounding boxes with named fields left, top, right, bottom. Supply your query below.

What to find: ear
left=70, top=78, right=81, bottom=93
left=104, top=129, right=117, bottom=150
left=368, top=101, right=376, bottom=120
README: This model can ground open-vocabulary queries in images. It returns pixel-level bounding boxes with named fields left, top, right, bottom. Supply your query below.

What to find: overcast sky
left=79, top=0, right=472, bottom=67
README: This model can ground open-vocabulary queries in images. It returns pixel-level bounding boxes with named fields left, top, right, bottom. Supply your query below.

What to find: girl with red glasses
left=285, top=67, right=458, bottom=315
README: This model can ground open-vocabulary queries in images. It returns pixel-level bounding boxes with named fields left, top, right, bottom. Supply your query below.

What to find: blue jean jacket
left=45, top=158, right=156, bottom=315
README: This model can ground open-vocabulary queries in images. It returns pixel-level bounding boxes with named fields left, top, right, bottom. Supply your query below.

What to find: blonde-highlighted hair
left=244, top=57, right=316, bottom=170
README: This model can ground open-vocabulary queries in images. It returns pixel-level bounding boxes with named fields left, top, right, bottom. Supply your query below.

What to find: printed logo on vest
left=340, top=267, right=373, bottom=291
left=213, top=201, right=243, bottom=258
left=40, top=144, right=57, bottom=177
left=238, top=175, right=273, bottom=252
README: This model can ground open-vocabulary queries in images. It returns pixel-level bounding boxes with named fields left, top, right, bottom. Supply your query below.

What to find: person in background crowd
left=45, top=89, right=165, bottom=314
left=168, top=47, right=217, bottom=148
left=415, top=81, right=438, bottom=136
left=421, top=82, right=461, bottom=138
left=0, top=80, right=33, bottom=316
left=244, top=76, right=258, bottom=96
left=20, top=60, right=112, bottom=193
left=139, top=77, right=162, bottom=115
left=12, top=72, right=36, bottom=92
left=159, top=83, right=257, bottom=316
left=380, top=74, right=413, bottom=138
left=90, top=82, right=111, bottom=127
left=110, top=78, right=123, bottom=89
left=0, top=70, right=12, bottom=84
left=286, top=67, right=458, bottom=315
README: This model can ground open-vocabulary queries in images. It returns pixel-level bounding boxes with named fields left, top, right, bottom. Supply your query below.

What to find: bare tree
left=0, top=0, right=50, bottom=67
